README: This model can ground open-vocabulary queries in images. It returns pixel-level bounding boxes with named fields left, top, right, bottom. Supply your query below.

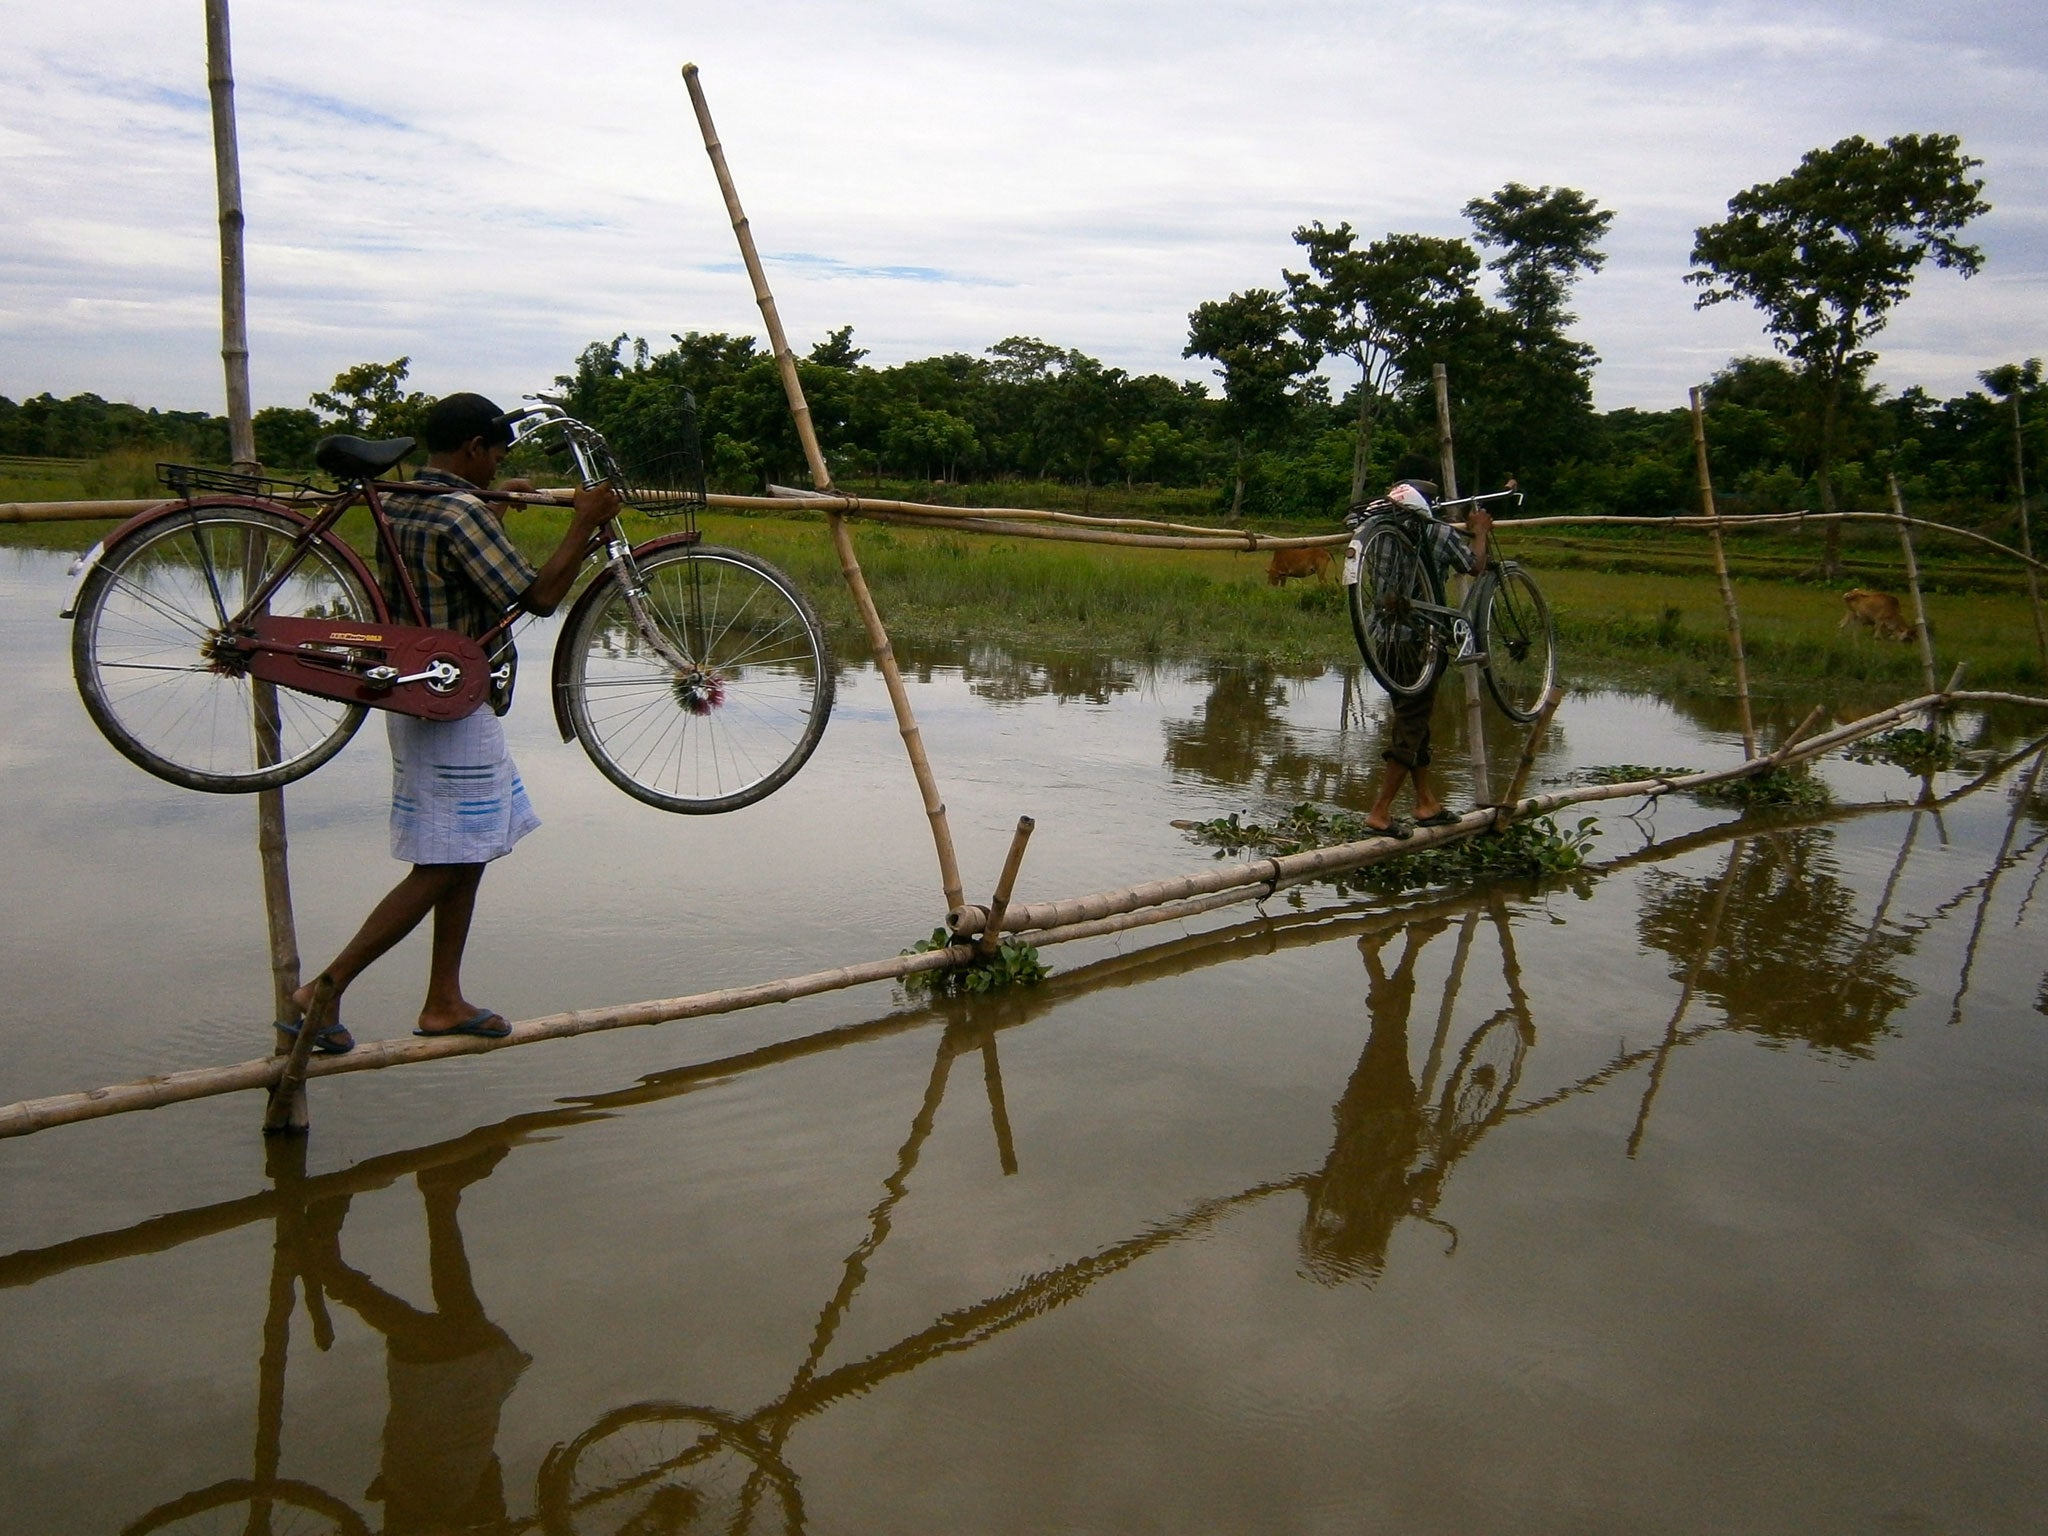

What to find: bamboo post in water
left=682, top=63, right=965, bottom=914
left=978, top=816, right=1036, bottom=958
left=1690, top=387, right=1757, bottom=759
left=2006, top=392, right=2048, bottom=675
left=209, top=0, right=304, bottom=1057
left=1886, top=473, right=1940, bottom=700
left=1434, top=365, right=1490, bottom=795
left=1496, top=686, right=1564, bottom=816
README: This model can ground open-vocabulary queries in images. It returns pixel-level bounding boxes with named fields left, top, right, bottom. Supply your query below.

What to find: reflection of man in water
left=305, top=1147, right=529, bottom=1533
left=1300, top=919, right=1450, bottom=1283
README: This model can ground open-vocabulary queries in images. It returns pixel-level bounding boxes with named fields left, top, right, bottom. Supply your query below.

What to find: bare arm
left=516, top=483, right=619, bottom=616
left=1466, top=507, right=1493, bottom=576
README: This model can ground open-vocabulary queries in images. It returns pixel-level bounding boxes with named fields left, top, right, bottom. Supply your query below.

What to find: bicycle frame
left=1341, top=488, right=1526, bottom=663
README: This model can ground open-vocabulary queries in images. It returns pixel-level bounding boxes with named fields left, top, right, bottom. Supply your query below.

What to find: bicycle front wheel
left=72, top=504, right=374, bottom=792
left=560, top=544, right=834, bottom=813
left=1348, top=521, right=1445, bottom=697
left=1475, top=562, right=1556, bottom=722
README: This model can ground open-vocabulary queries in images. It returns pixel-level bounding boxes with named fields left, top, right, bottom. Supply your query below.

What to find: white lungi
left=387, top=709, right=540, bottom=865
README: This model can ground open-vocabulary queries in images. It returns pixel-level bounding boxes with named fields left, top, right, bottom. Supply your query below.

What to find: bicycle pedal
left=1454, top=648, right=1486, bottom=667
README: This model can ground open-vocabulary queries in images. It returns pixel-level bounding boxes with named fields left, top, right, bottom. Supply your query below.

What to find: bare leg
left=1365, top=761, right=1411, bottom=831
left=291, top=862, right=489, bottom=1040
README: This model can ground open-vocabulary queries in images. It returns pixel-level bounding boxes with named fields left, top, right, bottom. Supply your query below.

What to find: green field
left=8, top=460, right=2042, bottom=700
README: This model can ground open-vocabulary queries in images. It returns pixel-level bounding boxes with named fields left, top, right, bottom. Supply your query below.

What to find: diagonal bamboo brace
left=263, top=973, right=333, bottom=1134
left=973, top=816, right=1037, bottom=956
left=682, top=62, right=965, bottom=913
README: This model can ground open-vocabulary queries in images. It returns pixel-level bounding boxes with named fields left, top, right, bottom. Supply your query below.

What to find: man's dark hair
left=421, top=392, right=513, bottom=452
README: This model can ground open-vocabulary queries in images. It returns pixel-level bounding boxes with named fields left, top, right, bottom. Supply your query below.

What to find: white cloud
left=2, top=0, right=2042, bottom=415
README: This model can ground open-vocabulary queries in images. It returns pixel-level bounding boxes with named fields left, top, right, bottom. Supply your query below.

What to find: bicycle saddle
left=314, top=434, right=417, bottom=480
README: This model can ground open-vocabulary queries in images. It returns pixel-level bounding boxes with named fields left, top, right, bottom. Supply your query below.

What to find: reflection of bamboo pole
left=1628, top=839, right=1746, bottom=1157
left=681, top=63, right=964, bottom=913
left=1416, top=911, right=1481, bottom=1104
left=1947, top=746, right=2047, bottom=1027
left=1887, top=473, right=1939, bottom=700
left=1435, top=366, right=1490, bottom=796
left=1690, top=388, right=1756, bottom=758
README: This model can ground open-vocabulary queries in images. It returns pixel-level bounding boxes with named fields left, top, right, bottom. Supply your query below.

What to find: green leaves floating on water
left=1572, top=763, right=1697, bottom=785
left=902, top=929, right=1051, bottom=995
left=1844, top=727, right=1956, bottom=776
left=1698, top=766, right=1831, bottom=808
left=1178, top=802, right=1599, bottom=894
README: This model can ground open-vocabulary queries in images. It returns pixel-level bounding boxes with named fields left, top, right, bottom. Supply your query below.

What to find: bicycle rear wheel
left=1475, top=562, right=1556, bottom=722
left=1348, top=521, right=1446, bottom=697
left=559, top=544, right=834, bottom=813
left=72, top=504, right=374, bottom=792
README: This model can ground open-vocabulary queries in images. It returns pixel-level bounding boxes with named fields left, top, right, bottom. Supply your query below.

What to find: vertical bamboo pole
left=1434, top=365, right=1490, bottom=795
left=208, top=0, right=304, bottom=1049
left=682, top=63, right=964, bottom=913
left=1886, top=473, right=1939, bottom=700
left=1690, top=387, right=1757, bottom=759
left=2005, top=393, right=2048, bottom=676
left=205, top=0, right=256, bottom=474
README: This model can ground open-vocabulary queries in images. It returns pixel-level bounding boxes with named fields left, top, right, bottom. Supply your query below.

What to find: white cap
left=1387, top=481, right=1432, bottom=514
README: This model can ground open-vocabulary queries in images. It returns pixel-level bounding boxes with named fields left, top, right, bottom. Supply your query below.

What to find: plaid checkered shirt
left=378, top=468, right=536, bottom=638
left=379, top=468, right=537, bottom=712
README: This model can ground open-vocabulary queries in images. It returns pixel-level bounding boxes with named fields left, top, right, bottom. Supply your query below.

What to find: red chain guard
left=235, top=615, right=491, bottom=721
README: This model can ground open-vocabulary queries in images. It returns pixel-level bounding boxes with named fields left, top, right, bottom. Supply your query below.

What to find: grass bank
left=9, top=482, right=2043, bottom=699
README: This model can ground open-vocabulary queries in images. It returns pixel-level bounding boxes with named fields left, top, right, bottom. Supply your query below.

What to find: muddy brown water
left=3, top=547, right=2046, bottom=1534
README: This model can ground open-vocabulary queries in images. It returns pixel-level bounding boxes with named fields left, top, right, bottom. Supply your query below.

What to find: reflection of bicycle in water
left=1302, top=905, right=1534, bottom=1283
left=1344, top=488, right=1557, bottom=722
left=66, top=398, right=833, bottom=813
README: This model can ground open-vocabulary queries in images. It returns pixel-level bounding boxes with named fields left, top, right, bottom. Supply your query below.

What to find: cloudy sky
left=3, top=1, right=2042, bottom=418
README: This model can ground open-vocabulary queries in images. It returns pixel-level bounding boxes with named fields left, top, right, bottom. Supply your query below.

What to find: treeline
left=5, top=136, right=2041, bottom=528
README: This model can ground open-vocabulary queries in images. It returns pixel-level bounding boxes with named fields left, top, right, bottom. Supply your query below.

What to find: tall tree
left=1461, top=184, right=1612, bottom=488
left=1688, top=132, right=1989, bottom=572
left=309, top=357, right=425, bottom=439
left=1282, top=225, right=1481, bottom=504
left=1185, top=288, right=1314, bottom=517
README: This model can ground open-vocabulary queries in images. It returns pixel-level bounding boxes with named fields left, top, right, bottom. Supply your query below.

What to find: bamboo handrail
left=1692, top=387, right=1756, bottom=757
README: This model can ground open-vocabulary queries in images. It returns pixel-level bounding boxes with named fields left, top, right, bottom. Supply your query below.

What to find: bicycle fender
left=1342, top=531, right=1366, bottom=588
left=59, top=497, right=387, bottom=624
left=548, top=531, right=705, bottom=742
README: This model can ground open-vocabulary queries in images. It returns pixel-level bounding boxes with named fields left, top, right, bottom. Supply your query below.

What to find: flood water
left=4, top=544, right=2046, bottom=1534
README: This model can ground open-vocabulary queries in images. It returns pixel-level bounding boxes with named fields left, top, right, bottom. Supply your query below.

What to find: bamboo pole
left=977, top=816, right=1036, bottom=957
left=1886, top=472, right=1940, bottom=700
left=1691, top=387, right=1757, bottom=758
left=1495, top=686, right=1564, bottom=816
left=204, top=0, right=256, bottom=473
left=1435, top=365, right=1491, bottom=797
left=2007, top=392, right=2048, bottom=675
left=681, top=62, right=964, bottom=914
left=262, top=974, right=331, bottom=1134
left=207, top=0, right=304, bottom=1091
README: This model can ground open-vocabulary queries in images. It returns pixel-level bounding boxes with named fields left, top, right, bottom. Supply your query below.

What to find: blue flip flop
left=415, top=1007, right=512, bottom=1040
left=275, top=1017, right=355, bottom=1055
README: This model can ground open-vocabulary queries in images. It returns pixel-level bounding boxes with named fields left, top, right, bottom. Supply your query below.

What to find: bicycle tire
left=1475, top=562, right=1556, bottom=722
left=72, top=504, right=374, bottom=792
left=538, top=1402, right=803, bottom=1536
left=559, top=544, right=834, bottom=813
left=1347, top=520, right=1446, bottom=697
left=120, top=1476, right=371, bottom=1536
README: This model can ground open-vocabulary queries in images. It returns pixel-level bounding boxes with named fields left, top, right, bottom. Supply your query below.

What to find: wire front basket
left=615, top=395, right=708, bottom=526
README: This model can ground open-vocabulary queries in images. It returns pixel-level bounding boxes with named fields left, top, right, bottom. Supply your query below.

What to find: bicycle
left=63, top=399, right=835, bottom=813
left=1341, top=488, right=1557, bottom=722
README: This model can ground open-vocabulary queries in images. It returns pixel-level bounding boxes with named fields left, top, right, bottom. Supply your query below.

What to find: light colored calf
left=1267, top=546, right=1334, bottom=586
left=1840, top=587, right=1913, bottom=642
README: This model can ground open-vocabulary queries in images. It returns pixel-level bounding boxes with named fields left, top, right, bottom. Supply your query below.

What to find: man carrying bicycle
left=1358, top=478, right=1491, bottom=838
left=281, top=392, right=617, bottom=1052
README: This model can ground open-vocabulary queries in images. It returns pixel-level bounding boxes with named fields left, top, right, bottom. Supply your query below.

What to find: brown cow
left=1840, top=588, right=1914, bottom=642
left=1267, top=546, right=1334, bottom=586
